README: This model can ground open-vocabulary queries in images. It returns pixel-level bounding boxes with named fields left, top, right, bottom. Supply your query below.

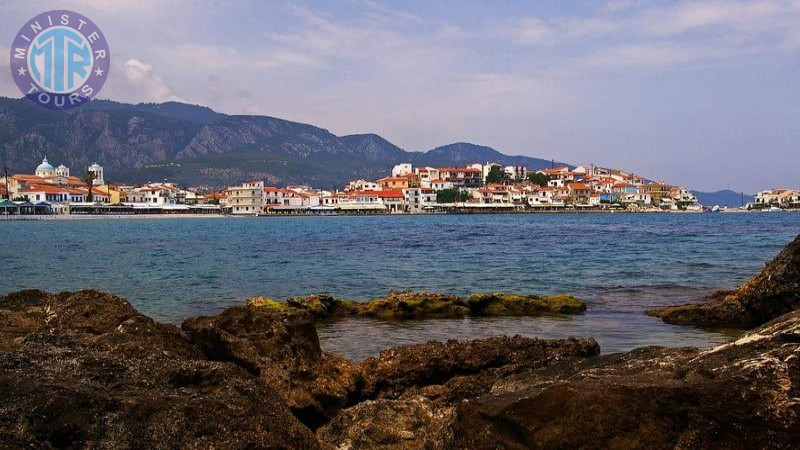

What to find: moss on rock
left=359, top=291, right=470, bottom=319
left=467, top=292, right=586, bottom=315
left=245, top=291, right=587, bottom=320
left=286, top=294, right=359, bottom=319
left=245, top=296, right=288, bottom=310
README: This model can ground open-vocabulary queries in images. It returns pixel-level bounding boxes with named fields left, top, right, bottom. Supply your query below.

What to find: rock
left=467, top=292, right=587, bottom=315
left=0, top=290, right=319, bottom=449
left=650, top=234, right=800, bottom=328
left=357, top=290, right=470, bottom=319
left=319, top=336, right=599, bottom=450
left=357, top=335, right=600, bottom=400
left=182, top=303, right=360, bottom=429
left=246, top=290, right=588, bottom=321
left=0, top=289, right=200, bottom=358
left=244, top=295, right=288, bottom=310
left=450, top=310, right=800, bottom=449
left=317, top=396, right=454, bottom=450
left=285, top=294, right=359, bottom=319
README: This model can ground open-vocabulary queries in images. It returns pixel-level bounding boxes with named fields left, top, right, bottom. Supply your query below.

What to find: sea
left=3, top=212, right=799, bottom=361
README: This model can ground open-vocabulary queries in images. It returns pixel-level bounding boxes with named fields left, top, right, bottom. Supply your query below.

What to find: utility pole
left=3, top=165, right=8, bottom=200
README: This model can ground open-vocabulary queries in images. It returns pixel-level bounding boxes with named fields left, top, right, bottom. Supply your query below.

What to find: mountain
left=409, top=142, right=558, bottom=169
left=339, top=134, right=408, bottom=161
left=87, top=100, right=225, bottom=124
left=0, top=96, right=562, bottom=188
left=692, top=190, right=753, bottom=207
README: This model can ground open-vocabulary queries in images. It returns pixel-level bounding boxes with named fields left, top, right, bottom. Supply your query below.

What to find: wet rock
left=357, top=335, right=600, bottom=400
left=357, top=290, right=470, bottom=319
left=285, top=294, right=359, bottom=319
left=467, top=292, right=587, bottom=315
left=0, top=290, right=319, bottom=449
left=450, top=310, right=800, bottom=449
left=317, top=396, right=454, bottom=450
left=248, top=290, right=588, bottom=321
left=182, top=303, right=360, bottom=429
left=650, top=234, right=800, bottom=328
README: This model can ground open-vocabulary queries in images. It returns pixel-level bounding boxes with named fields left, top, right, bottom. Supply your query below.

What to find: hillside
left=692, top=190, right=753, bottom=207
left=0, top=97, right=562, bottom=187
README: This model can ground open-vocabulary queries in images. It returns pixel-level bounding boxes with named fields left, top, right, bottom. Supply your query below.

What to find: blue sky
left=2, top=0, right=799, bottom=192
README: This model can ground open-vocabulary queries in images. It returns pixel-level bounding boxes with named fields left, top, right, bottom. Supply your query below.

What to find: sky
left=1, top=0, right=799, bottom=193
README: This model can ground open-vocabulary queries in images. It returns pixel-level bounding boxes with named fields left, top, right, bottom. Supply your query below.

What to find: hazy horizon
left=3, top=1, right=799, bottom=193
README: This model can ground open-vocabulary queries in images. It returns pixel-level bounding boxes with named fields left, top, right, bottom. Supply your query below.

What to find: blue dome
left=36, top=157, right=54, bottom=173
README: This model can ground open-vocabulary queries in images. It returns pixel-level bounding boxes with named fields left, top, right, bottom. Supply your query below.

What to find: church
left=1, top=158, right=110, bottom=212
left=33, top=157, right=105, bottom=185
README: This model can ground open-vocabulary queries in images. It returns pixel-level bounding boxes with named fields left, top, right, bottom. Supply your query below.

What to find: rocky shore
left=249, top=290, right=587, bottom=320
left=649, top=234, right=800, bottom=328
left=1, top=235, right=799, bottom=448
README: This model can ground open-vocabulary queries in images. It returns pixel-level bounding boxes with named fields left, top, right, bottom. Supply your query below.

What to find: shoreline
left=1, top=209, right=797, bottom=220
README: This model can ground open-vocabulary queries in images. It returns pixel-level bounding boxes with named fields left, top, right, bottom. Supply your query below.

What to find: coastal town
left=1, top=157, right=798, bottom=216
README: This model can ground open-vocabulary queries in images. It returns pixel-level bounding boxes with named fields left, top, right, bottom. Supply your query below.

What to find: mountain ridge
left=0, top=96, right=562, bottom=187
left=692, top=190, right=753, bottom=207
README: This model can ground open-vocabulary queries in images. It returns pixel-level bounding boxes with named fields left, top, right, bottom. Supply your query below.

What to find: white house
left=391, top=163, right=413, bottom=177
left=404, top=187, right=437, bottom=213
left=345, top=179, right=380, bottom=192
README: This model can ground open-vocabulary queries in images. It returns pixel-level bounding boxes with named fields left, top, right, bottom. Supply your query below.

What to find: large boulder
left=450, top=310, right=800, bottom=449
left=0, top=290, right=319, bottom=449
left=318, top=336, right=600, bottom=449
left=650, top=234, right=800, bottom=328
left=357, top=335, right=600, bottom=400
left=182, top=301, right=360, bottom=429
left=317, top=396, right=454, bottom=450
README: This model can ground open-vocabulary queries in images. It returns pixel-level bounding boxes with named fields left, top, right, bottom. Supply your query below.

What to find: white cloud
left=637, top=1, right=782, bottom=36
left=509, top=0, right=800, bottom=55
left=101, top=58, right=182, bottom=103
left=575, top=42, right=739, bottom=68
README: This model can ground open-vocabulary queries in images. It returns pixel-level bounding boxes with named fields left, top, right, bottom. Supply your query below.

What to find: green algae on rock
left=245, top=296, right=288, bottom=310
left=357, top=291, right=470, bottom=319
left=467, top=292, right=587, bottom=315
left=246, top=290, right=588, bottom=320
left=286, top=294, right=359, bottom=319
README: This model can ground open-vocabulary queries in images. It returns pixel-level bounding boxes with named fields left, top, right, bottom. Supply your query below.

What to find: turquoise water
left=2, top=213, right=799, bottom=360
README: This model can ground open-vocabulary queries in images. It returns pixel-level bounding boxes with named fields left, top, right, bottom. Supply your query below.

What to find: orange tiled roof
left=568, top=183, right=590, bottom=190
left=377, top=189, right=404, bottom=198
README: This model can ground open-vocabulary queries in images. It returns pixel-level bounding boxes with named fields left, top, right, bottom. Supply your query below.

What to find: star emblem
left=17, top=67, right=26, bottom=76
left=94, top=68, right=104, bottom=77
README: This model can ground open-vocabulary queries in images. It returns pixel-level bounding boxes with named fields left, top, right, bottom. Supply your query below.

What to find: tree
left=485, top=166, right=508, bottom=184
left=436, top=188, right=469, bottom=203
left=81, top=171, right=97, bottom=202
left=528, top=172, right=551, bottom=187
